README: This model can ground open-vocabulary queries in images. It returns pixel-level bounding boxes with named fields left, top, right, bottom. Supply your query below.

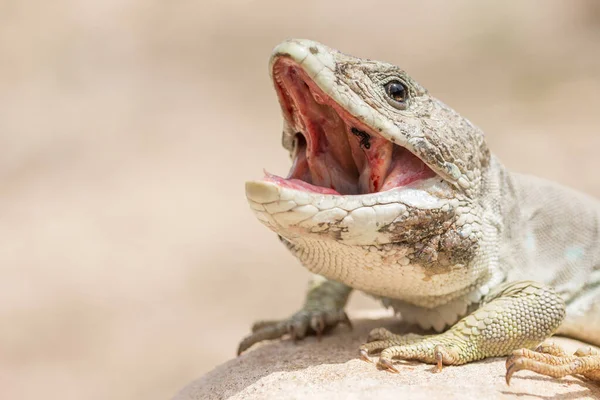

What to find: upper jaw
left=269, top=39, right=407, bottom=153
left=270, top=42, right=410, bottom=141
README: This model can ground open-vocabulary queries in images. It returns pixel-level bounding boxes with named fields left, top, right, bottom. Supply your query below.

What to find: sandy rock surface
left=175, top=312, right=600, bottom=400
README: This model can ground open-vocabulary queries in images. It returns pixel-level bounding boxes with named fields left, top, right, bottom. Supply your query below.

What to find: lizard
left=238, top=38, right=600, bottom=385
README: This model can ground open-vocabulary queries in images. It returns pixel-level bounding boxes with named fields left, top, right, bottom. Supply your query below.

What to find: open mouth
left=265, top=58, right=436, bottom=196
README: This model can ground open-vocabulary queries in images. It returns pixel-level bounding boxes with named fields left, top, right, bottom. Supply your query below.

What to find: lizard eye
left=384, top=81, right=407, bottom=109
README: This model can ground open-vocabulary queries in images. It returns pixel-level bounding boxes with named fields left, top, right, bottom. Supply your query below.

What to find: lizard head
left=246, top=39, right=491, bottom=248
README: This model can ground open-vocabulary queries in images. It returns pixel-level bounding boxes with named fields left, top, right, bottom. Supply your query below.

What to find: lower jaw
left=247, top=176, right=451, bottom=211
left=245, top=178, right=453, bottom=250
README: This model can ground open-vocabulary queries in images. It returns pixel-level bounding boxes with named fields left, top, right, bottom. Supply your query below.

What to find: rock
left=174, top=311, right=600, bottom=400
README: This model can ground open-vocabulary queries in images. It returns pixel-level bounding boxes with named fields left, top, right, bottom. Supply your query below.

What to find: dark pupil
left=388, top=83, right=405, bottom=101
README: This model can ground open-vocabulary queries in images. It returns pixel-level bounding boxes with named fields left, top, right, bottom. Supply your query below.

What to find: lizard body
left=240, top=39, right=600, bottom=383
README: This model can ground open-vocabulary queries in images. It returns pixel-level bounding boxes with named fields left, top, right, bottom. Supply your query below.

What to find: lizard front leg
left=360, top=281, right=566, bottom=372
left=238, top=275, right=352, bottom=355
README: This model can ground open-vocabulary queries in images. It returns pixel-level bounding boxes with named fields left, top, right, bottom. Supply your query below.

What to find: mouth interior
left=265, top=58, right=435, bottom=196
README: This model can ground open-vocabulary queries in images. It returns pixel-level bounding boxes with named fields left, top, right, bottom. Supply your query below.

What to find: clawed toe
left=505, top=357, right=527, bottom=385
left=505, top=344, right=600, bottom=385
left=358, top=329, right=464, bottom=374
left=359, top=348, right=374, bottom=364
left=238, top=309, right=351, bottom=355
left=377, top=357, right=400, bottom=373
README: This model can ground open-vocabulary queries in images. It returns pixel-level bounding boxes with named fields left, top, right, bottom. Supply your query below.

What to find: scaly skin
left=239, top=39, right=600, bottom=385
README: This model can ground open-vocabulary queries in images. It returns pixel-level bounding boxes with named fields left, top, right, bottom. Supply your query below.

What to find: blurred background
left=1, top=0, right=599, bottom=399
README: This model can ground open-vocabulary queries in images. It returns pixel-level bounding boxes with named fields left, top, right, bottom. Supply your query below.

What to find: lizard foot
left=237, top=309, right=351, bottom=355
left=359, top=329, right=462, bottom=372
left=361, top=282, right=566, bottom=373
left=504, top=341, right=567, bottom=371
left=505, top=343, right=600, bottom=384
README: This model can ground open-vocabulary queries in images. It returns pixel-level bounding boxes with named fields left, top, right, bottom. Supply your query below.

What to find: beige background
left=1, top=1, right=599, bottom=399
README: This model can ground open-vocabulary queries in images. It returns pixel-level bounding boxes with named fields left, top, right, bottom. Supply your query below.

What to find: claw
left=435, top=349, right=443, bottom=373
left=433, top=344, right=456, bottom=372
left=505, top=354, right=516, bottom=369
left=359, top=348, right=373, bottom=364
left=237, top=335, right=259, bottom=356
left=378, top=358, right=400, bottom=373
left=237, top=336, right=253, bottom=356
left=505, top=356, right=527, bottom=385
left=505, top=361, right=518, bottom=385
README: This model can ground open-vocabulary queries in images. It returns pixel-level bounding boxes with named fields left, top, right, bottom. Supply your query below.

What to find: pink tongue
left=263, top=171, right=340, bottom=195
left=381, top=147, right=436, bottom=191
